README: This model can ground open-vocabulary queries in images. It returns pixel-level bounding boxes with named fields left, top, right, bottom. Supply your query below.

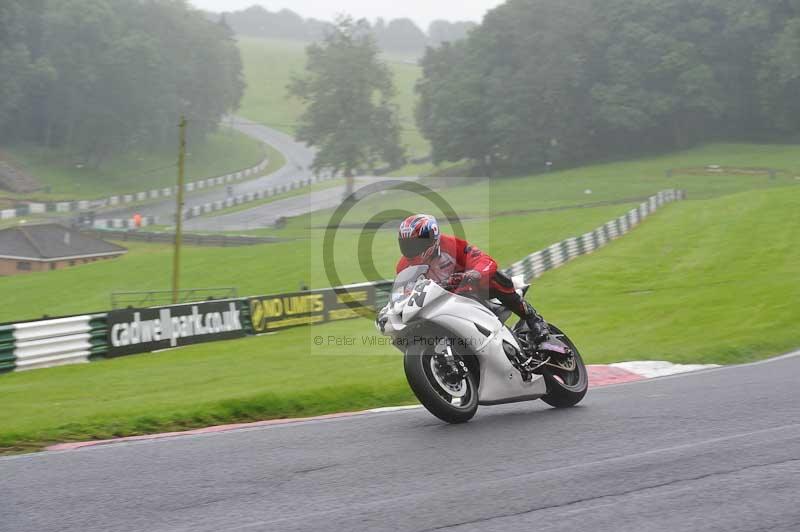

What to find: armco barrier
left=0, top=324, right=15, bottom=373
left=10, top=314, right=108, bottom=371
left=82, top=230, right=282, bottom=247
left=181, top=174, right=335, bottom=221
left=92, top=215, right=158, bottom=230
left=505, top=189, right=685, bottom=281
left=91, top=174, right=337, bottom=229
left=0, top=283, right=393, bottom=374
left=15, top=156, right=272, bottom=220
left=0, top=189, right=684, bottom=375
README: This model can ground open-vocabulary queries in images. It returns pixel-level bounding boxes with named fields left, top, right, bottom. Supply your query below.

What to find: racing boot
left=521, top=300, right=550, bottom=344
left=496, top=291, right=551, bottom=345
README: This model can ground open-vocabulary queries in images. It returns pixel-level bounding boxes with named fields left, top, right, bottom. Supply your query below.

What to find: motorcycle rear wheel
left=540, top=325, right=588, bottom=408
left=403, top=343, right=478, bottom=424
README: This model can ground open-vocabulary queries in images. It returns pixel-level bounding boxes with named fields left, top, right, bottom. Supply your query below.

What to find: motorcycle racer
left=396, top=214, right=551, bottom=344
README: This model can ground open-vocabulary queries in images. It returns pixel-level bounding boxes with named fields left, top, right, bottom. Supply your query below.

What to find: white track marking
left=611, top=361, right=720, bottom=378
left=368, top=405, right=423, bottom=413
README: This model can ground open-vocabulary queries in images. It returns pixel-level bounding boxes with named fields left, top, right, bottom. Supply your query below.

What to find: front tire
left=403, top=343, right=478, bottom=424
left=540, top=325, right=588, bottom=408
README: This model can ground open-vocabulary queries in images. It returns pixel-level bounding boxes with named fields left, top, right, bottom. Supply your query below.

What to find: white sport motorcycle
left=376, top=265, right=588, bottom=423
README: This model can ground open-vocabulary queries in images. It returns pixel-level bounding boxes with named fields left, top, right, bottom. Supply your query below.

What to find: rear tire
left=403, top=343, right=478, bottom=424
left=540, top=325, right=588, bottom=408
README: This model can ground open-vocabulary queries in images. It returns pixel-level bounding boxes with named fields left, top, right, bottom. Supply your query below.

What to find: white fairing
left=378, top=271, right=547, bottom=405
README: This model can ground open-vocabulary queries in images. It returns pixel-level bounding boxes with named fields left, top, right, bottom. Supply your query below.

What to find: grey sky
left=188, top=1, right=504, bottom=28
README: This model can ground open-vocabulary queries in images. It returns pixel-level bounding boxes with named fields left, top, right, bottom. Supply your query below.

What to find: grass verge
left=0, top=321, right=411, bottom=454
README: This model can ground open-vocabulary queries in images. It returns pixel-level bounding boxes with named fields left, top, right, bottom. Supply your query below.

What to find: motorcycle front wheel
left=403, top=343, right=478, bottom=424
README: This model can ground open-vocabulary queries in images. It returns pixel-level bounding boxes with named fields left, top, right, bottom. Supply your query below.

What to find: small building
left=0, top=224, right=127, bottom=276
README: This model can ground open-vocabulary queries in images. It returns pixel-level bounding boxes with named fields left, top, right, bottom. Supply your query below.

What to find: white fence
left=505, top=189, right=686, bottom=281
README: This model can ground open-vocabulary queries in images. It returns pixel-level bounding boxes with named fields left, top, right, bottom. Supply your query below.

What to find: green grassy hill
left=237, top=38, right=308, bottom=135
left=237, top=37, right=430, bottom=159
left=4, top=129, right=267, bottom=200
left=537, top=187, right=800, bottom=364
left=1, top=183, right=798, bottom=452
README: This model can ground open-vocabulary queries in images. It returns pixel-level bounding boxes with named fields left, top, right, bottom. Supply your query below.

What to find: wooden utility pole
left=172, top=116, right=187, bottom=304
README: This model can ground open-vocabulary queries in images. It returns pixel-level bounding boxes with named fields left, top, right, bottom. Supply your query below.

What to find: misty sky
left=188, top=0, right=505, bottom=27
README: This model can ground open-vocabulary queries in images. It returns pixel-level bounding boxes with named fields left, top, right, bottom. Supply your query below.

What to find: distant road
left=2, top=352, right=799, bottom=531
left=99, top=117, right=317, bottom=229
left=103, top=118, right=418, bottom=232
left=184, top=177, right=375, bottom=231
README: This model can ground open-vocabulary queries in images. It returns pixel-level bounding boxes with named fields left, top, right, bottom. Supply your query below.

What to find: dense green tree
left=479, top=0, right=596, bottom=171
left=0, top=0, right=244, bottom=166
left=289, top=18, right=405, bottom=197
left=416, top=0, right=800, bottom=175
left=759, top=13, right=800, bottom=133
left=590, top=0, right=728, bottom=151
left=0, top=0, right=50, bottom=138
left=417, top=0, right=596, bottom=174
left=416, top=42, right=496, bottom=173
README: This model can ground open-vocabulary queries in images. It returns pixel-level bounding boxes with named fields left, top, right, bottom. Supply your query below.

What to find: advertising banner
left=107, top=300, right=246, bottom=357
left=248, top=284, right=379, bottom=333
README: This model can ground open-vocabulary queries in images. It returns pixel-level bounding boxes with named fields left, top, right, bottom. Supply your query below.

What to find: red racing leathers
left=396, top=234, right=531, bottom=319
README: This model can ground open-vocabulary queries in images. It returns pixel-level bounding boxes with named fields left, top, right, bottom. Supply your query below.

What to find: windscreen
left=390, top=265, right=429, bottom=304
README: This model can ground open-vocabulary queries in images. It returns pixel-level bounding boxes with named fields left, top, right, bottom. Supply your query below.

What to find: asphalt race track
left=2, top=352, right=799, bottom=532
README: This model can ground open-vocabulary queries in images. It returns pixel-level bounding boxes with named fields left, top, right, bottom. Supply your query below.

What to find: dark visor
left=399, top=237, right=434, bottom=258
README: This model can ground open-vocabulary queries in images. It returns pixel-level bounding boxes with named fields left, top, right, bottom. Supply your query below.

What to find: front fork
left=435, top=342, right=470, bottom=383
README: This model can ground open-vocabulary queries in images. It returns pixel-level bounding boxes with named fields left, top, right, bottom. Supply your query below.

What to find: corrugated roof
left=0, top=224, right=127, bottom=260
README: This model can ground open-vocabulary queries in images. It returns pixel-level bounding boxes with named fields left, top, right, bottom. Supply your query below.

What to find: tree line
left=213, top=5, right=475, bottom=57
left=416, top=0, right=800, bottom=176
left=0, top=0, right=243, bottom=167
